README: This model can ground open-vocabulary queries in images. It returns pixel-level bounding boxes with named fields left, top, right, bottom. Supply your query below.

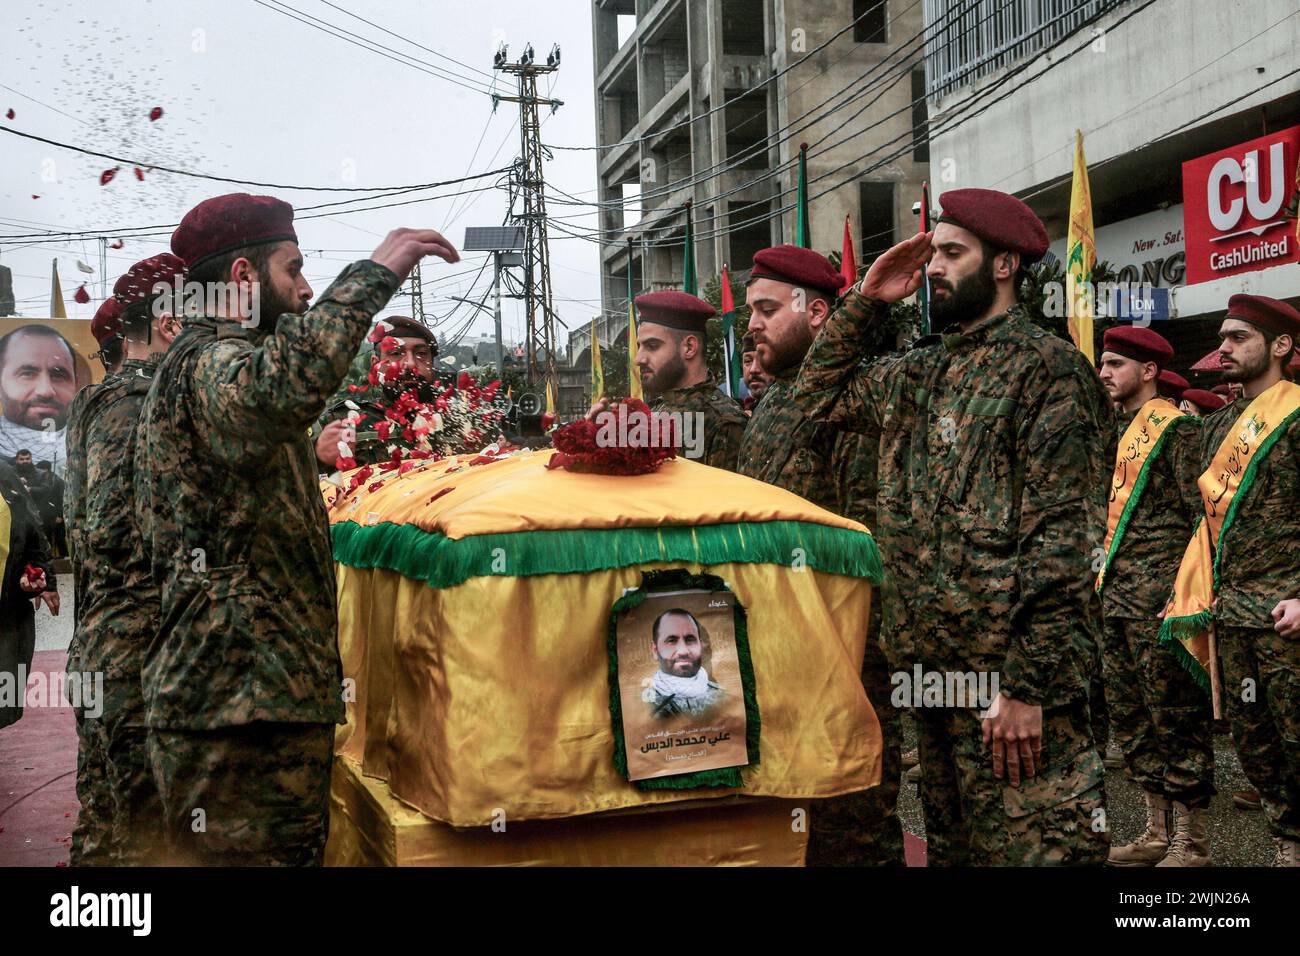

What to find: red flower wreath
left=546, top=398, right=677, bottom=476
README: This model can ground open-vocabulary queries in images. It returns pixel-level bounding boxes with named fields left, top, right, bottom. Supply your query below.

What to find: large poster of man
left=613, top=584, right=753, bottom=784
left=0, top=318, right=101, bottom=479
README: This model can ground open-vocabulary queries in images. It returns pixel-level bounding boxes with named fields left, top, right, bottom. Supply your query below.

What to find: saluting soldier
left=64, top=254, right=186, bottom=865
left=134, top=193, right=458, bottom=865
left=1095, top=325, right=1214, bottom=867
left=794, top=188, right=1115, bottom=865
left=738, top=244, right=904, bottom=867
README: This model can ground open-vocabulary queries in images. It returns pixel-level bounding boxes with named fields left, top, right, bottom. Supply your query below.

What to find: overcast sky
left=0, top=0, right=604, bottom=351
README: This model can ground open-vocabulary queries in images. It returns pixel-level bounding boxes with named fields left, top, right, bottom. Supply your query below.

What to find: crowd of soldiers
left=52, top=183, right=1300, bottom=867
left=624, top=187, right=1300, bottom=868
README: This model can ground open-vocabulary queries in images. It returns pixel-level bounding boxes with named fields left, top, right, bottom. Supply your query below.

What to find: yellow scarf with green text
left=1096, top=397, right=1189, bottom=594
left=1159, top=379, right=1300, bottom=688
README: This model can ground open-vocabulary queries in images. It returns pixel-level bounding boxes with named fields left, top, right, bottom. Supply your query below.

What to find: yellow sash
left=1096, top=398, right=1188, bottom=594
left=1159, top=379, right=1300, bottom=686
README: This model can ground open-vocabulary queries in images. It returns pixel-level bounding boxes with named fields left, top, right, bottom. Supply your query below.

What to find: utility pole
left=409, top=260, right=427, bottom=325
left=493, top=41, right=562, bottom=387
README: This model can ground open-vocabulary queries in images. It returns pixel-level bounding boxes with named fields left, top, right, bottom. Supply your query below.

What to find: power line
left=315, top=0, right=497, bottom=82
left=247, top=0, right=496, bottom=96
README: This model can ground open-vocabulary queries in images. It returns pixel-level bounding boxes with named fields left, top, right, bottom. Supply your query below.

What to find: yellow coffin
left=325, top=449, right=883, bottom=865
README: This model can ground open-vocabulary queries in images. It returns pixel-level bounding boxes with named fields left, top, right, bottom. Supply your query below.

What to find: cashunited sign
left=1182, top=125, right=1299, bottom=285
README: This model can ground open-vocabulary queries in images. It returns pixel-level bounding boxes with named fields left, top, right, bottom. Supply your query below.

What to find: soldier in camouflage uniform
left=1199, top=295, right=1300, bottom=866
left=134, top=193, right=458, bottom=865
left=737, top=245, right=904, bottom=867
left=311, top=315, right=447, bottom=470
left=794, top=190, right=1114, bottom=865
left=65, top=255, right=186, bottom=865
left=626, top=290, right=745, bottom=471
left=63, top=297, right=130, bottom=866
left=1095, top=326, right=1214, bottom=867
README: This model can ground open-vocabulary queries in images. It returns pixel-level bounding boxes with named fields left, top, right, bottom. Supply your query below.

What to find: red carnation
left=24, top=564, right=44, bottom=582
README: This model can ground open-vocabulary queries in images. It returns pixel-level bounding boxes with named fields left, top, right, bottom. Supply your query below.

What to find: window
left=853, top=0, right=888, bottom=44
left=859, top=182, right=895, bottom=265
left=911, top=67, right=929, bottom=163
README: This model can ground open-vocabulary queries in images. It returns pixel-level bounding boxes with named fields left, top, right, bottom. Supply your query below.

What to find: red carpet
left=0, top=649, right=77, bottom=867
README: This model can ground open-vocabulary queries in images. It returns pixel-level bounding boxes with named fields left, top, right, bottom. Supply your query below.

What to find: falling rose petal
left=134, top=166, right=145, bottom=181
left=427, top=486, right=455, bottom=505
left=379, top=336, right=399, bottom=352
left=109, top=239, right=124, bottom=249
left=74, top=284, right=90, bottom=304
left=5, top=108, right=14, bottom=120
left=149, top=106, right=164, bottom=121
left=100, top=166, right=120, bottom=186
left=31, top=194, right=40, bottom=199
left=367, top=321, right=391, bottom=343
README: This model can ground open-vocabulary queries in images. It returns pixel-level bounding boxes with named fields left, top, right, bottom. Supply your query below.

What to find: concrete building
left=923, top=0, right=1300, bottom=369
left=575, top=0, right=931, bottom=359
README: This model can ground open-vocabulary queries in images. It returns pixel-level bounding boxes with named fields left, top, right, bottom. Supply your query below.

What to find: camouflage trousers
left=147, top=721, right=334, bottom=866
left=69, top=713, right=115, bottom=866
left=917, top=702, right=1109, bottom=866
left=1088, top=636, right=1110, bottom=759
left=1220, top=626, right=1300, bottom=841
left=1102, top=617, right=1215, bottom=808
left=104, top=720, right=166, bottom=864
left=806, top=621, right=905, bottom=866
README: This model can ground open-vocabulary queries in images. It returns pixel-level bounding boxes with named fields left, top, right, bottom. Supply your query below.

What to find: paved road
left=894, top=713, right=1274, bottom=866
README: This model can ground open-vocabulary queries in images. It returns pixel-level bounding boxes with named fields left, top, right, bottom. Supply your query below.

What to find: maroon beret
left=375, top=315, right=438, bottom=352
left=171, top=193, right=298, bottom=269
left=1182, top=388, right=1226, bottom=413
left=1101, top=326, right=1174, bottom=368
left=749, top=245, right=845, bottom=299
left=1211, top=384, right=1233, bottom=397
left=937, top=187, right=1049, bottom=260
left=90, top=298, right=124, bottom=346
left=113, top=252, right=186, bottom=307
left=1158, top=369, right=1190, bottom=401
left=635, top=290, right=715, bottom=334
left=1226, top=294, right=1300, bottom=343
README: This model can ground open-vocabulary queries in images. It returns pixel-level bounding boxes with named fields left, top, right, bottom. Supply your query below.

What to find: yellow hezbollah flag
left=1066, top=129, right=1096, bottom=363
left=50, top=259, right=67, bottom=319
left=545, top=377, right=556, bottom=417
left=589, top=319, right=604, bottom=404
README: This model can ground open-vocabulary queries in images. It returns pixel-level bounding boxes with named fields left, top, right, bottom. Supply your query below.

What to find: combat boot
left=1107, top=792, right=1170, bottom=866
left=1273, top=838, right=1300, bottom=867
left=1155, top=802, right=1209, bottom=867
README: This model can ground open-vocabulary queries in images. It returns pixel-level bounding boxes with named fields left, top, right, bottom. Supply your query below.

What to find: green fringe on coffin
left=607, top=571, right=761, bottom=791
left=332, top=518, right=884, bottom=589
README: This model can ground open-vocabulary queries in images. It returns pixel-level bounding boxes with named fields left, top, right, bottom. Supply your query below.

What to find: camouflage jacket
left=134, top=260, right=400, bottom=729
left=737, top=370, right=841, bottom=512
left=63, top=381, right=102, bottom=666
left=649, top=376, right=746, bottom=471
left=1200, top=394, right=1300, bottom=629
left=63, top=358, right=160, bottom=725
left=794, top=290, right=1115, bottom=708
left=1102, top=407, right=1202, bottom=621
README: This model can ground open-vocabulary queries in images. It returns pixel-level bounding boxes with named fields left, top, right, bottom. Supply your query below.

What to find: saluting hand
left=982, top=693, right=1043, bottom=788
left=369, top=228, right=460, bottom=284
left=858, top=229, right=933, bottom=304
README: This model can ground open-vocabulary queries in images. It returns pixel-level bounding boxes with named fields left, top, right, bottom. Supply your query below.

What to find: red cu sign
left=1182, top=125, right=1299, bottom=285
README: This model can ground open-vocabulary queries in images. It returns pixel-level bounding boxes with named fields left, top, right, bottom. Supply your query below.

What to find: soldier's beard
left=759, top=323, right=814, bottom=376
left=1220, top=347, right=1271, bottom=383
left=930, top=256, right=997, bottom=330
left=642, top=352, right=687, bottom=397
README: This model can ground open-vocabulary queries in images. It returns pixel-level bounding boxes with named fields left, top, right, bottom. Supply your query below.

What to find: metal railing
left=922, top=0, right=1131, bottom=97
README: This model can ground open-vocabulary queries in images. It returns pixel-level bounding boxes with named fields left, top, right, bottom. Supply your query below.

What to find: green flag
left=795, top=143, right=811, bottom=249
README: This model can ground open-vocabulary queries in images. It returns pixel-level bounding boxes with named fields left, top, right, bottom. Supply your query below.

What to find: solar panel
left=463, top=226, right=525, bottom=251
